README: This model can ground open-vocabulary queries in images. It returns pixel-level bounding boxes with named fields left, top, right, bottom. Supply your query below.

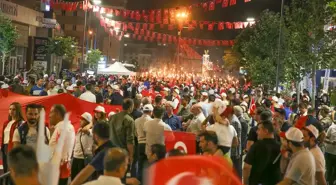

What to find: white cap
left=285, top=127, right=304, bottom=142
left=143, top=104, right=154, bottom=112
left=112, top=85, right=120, bottom=90
left=213, top=99, right=227, bottom=115
left=209, top=89, right=215, bottom=95
left=304, top=125, right=319, bottom=139
left=202, top=92, right=208, bottom=96
left=221, top=92, right=227, bottom=97
left=202, top=85, right=206, bottom=89
left=190, top=87, right=195, bottom=92
left=163, top=87, right=170, bottom=92
left=229, top=87, right=235, bottom=94
left=240, top=102, right=248, bottom=107
left=80, top=112, right=92, bottom=123
left=243, top=95, right=249, bottom=99
left=94, top=105, right=106, bottom=113
left=44, top=74, right=48, bottom=78
left=108, top=112, right=115, bottom=117
left=272, top=96, right=279, bottom=102
left=173, top=89, right=180, bottom=95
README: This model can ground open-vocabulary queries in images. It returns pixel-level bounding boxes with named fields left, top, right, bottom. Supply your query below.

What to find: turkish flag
left=222, top=0, right=229, bottom=7
left=209, top=1, right=215, bottom=11
left=164, top=131, right=196, bottom=154
left=146, top=155, right=241, bottom=185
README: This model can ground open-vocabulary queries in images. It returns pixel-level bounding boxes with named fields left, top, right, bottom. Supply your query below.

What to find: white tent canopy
left=97, top=62, right=136, bottom=75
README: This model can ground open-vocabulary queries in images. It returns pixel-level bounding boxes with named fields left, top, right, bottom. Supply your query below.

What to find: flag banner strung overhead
left=54, top=0, right=253, bottom=13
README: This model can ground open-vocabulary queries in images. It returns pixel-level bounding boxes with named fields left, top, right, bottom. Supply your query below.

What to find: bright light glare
left=124, top=34, right=130, bottom=38
left=88, top=50, right=92, bottom=53
left=124, top=44, right=128, bottom=46
left=176, top=12, right=188, bottom=18
left=93, top=0, right=102, bottom=5
left=106, top=14, right=113, bottom=18
left=247, top=17, right=255, bottom=22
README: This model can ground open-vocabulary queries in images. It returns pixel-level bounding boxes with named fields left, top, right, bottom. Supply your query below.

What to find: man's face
left=165, top=105, right=173, bottom=114
left=118, top=159, right=129, bottom=177
left=302, top=129, right=311, bottom=148
left=299, top=107, right=307, bottom=115
left=199, top=136, right=208, bottom=151
left=37, top=79, right=44, bottom=86
left=148, top=150, right=157, bottom=163
left=64, top=82, right=70, bottom=88
left=80, top=119, right=89, bottom=127
left=26, top=108, right=39, bottom=126
left=49, top=81, right=55, bottom=88
left=94, top=86, right=100, bottom=93
left=49, top=107, right=58, bottom=126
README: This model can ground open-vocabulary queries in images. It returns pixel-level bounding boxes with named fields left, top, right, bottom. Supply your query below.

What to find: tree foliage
left=233, top=10, right=284, bottom=86
left=86, top=49, right=102, bottom=68
left=284, top=0, right=336, bottom=82
left=234, top=0, right=336, bottom=87
left=47, top=36, right=78, bottom=59
left=0, top=12, right=19, bottom=74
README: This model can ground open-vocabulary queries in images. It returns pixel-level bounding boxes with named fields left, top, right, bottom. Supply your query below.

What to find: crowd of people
left=1, top=73, right=336, bottom=185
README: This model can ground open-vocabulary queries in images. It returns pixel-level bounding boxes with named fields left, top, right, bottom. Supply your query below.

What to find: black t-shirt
left=280, top=121, right=291, bottom=132
left=247, top=125, right=258, bottom=143
left=244, top=138, right=282, bottom=185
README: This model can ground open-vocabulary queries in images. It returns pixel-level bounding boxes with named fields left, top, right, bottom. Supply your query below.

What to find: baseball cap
left=143, top=104, right=154, bottom=112
left=94, top=106, right=106, bottom=113
left=243, top=95, right=249, bottom=99
left=173, top=89, right=180, bottom=95
left=285, top=127, right=304, bottom=142
left=209, top=89, right=215, bottom=95
left=202, top=92, right=208, bottom=96
left=80, top=112, right=92, bottom=123
left=221, top=92, right=227, bottom=97
left=108, top=111, right=115, bottom=117
left=303, top=125, right=319, bottom=139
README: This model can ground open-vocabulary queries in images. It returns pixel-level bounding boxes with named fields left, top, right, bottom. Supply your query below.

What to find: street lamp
left=175, top=11, right=189, bottom=67
left=88, top=30, right=93, bottom=35
left=93, top=0, right=102, bottom=5
left=246, top=17, right=255, bottom=22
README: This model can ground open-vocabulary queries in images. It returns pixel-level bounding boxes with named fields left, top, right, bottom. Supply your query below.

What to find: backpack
left=18, top=123, right=49, bottom=145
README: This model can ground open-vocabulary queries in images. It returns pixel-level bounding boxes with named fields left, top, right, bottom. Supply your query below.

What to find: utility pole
left=275, top=0, right=285, bottom=93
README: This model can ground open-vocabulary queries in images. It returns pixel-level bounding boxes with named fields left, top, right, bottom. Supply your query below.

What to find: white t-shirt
left=206, top=123, right=237, bottom=147
left=3, top=120, right=16, bottom=144
left=310, top=146, right=325, bottom=173
left=49, top=121, right=75, bottom=161
left=79, top=91, right=96, bottom=103
left=144, top=118, right=172, bottom=157
left=13, top=126, right=51, bottom=150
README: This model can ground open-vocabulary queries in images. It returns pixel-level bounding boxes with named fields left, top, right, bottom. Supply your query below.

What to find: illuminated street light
left=88, top=30, right=93, bottom=35
left=247, top=17, right=255, bottom=22
left=93, top=0, right=102, bottom=5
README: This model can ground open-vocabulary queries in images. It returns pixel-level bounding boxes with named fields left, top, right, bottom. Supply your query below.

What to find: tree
left=47, top=36, right=78, bottom=60
left=0, top=12, right=19, bottom=75
left=328, top=1, right=336, bottom=22
left=233, top=10, right=285, bottom=87
left=86, top=49, right=102, bottom=68
left=284, top=0, right=336, bottom=107
left=222, top=49, right=240, bottom=72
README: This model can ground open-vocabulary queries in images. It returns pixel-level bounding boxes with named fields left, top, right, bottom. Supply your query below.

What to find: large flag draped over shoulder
left=146, top=156, right=242, bottom=185
left=37, top=111, right=71, bottom=185
left=0, top=92, right=122, bottom=140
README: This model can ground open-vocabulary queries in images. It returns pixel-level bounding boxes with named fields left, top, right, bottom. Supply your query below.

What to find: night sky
left=96, top=0, right=283, bottom=60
